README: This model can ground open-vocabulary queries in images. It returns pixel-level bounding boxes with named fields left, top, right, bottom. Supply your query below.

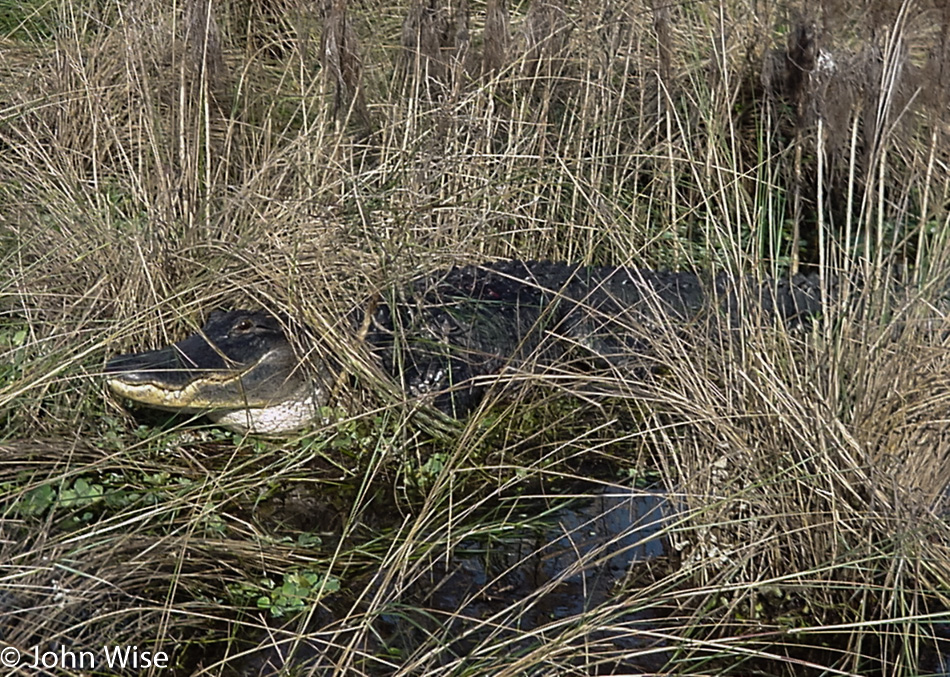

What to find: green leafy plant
left=227, top=570, right=341, bottom=619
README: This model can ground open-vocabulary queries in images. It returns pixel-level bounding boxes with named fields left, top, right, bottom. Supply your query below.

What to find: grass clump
left=1, top=0, right=950, bottom=674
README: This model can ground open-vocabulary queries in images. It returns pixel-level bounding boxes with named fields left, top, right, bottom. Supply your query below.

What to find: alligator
left=105, top=260, right=825, bottom=434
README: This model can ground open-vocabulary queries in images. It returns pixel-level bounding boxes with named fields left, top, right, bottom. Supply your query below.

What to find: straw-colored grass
left=2, top=0, right=950, bottom=674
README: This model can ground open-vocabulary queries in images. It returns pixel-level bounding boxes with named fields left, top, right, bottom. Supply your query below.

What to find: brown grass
left=1, top=0, right=950, bottom=674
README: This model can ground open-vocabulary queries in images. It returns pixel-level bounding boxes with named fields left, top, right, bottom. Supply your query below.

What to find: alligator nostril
left=105, top=347, right=182, bottom=376
left=105, top=354, right=143, bottom=373
left=105, top=365, right=168, bottom=385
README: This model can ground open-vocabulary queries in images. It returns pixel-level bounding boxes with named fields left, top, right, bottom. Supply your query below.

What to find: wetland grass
left=1, top=0, right=950, bottom=674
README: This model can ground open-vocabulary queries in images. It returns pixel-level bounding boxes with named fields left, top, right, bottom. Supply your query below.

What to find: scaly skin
left=106, top=261, right=825, bottom=432
left=364, top=261, right=823, bottom=416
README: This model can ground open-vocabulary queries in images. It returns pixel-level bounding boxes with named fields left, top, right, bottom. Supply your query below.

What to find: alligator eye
left=232, top=318, right=255, bottom=334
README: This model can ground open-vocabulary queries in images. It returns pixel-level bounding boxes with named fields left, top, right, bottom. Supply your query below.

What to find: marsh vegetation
left=2, top=0, right=950, bottom=674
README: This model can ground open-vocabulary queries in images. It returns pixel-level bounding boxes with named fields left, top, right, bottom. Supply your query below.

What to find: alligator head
left=105, top=310, right=321, bottom=434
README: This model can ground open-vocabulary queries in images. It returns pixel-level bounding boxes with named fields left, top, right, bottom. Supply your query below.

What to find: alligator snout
left=106, top=310, right=320, bottom=434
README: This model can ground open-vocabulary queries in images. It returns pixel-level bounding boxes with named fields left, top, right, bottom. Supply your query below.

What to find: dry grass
left=1, top=0, right=950, bottom=674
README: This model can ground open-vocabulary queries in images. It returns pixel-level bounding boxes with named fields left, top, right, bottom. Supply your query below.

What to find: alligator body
left=105, top=261, right=825, bottom=434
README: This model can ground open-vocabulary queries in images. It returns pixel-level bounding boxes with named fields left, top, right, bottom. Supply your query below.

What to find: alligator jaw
left=207, top=390, right=322, bottom=435
left=105, top=372, right=247, bottom=412
left=105, top=310, right=322, bottom=434
left=106, top=353, right=321, bottom=434
left=105, top=344, right=261, bottom=411
left=106, top=352, right=322, bottom=434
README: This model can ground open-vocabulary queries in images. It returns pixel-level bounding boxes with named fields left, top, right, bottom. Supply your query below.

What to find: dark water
left=234, top=485, right=673, bottom=675
left=425, top=486, right=669, bottom=619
